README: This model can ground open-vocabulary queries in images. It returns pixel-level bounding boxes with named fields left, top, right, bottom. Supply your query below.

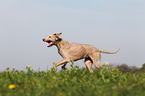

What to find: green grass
left=0, top=63, right=145, bottom=96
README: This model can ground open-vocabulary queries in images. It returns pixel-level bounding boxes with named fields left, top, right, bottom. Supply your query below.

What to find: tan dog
left=43, top=33, right=120, bottom=73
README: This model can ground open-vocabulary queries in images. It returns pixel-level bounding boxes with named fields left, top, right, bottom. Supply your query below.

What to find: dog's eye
left=49, top=36, right=51, bottom=38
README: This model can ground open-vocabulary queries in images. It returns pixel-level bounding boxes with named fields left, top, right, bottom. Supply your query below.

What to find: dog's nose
left=42, top=38, right=45, bottom=42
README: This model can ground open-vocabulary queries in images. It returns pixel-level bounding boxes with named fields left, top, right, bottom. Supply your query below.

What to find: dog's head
left=43, top=33, right=62, bottom=47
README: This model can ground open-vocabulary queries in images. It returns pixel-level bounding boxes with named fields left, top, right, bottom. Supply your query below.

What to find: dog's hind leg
left=90, top=53, right=102, bottom=69
left=85, top=58, right=93, bottom=73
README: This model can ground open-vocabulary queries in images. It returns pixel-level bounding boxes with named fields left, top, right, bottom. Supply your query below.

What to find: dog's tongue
left=47, top=42, right=53, bottom=47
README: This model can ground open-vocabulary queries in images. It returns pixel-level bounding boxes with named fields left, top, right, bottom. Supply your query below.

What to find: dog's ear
left=53, top=33, right=62, bottom=35
left=55, top=33, right=62, bottom=40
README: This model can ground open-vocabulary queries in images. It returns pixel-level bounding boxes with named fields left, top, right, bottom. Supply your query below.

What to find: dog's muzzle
left=42, top=38, right=45, bottom=42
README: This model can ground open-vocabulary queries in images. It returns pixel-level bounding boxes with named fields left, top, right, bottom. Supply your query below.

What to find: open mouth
left=47, top=41, right=54, bottom=47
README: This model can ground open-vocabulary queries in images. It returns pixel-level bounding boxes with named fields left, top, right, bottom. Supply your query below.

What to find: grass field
left=0, top=63, right=145, bottom=96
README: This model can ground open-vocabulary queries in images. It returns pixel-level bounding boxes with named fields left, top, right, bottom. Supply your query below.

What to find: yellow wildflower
left=103, top=62, right=110, bottom=66
left=9, top=84, right=16, bottom=89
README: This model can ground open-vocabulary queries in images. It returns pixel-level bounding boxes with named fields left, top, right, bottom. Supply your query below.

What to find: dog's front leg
left=52, top=58, right=70, bottom=69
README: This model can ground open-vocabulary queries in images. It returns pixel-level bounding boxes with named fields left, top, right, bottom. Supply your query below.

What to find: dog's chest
left=58, top=50, right=63, bottom=56
left=57, top=48, right=66, bottom=58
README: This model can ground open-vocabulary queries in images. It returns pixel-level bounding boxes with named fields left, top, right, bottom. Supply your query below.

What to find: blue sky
left=0, top=0, right=145, bottom=71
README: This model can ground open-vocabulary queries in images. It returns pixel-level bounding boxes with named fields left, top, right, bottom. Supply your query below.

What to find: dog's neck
left=55, top=39, right=66, bottom=50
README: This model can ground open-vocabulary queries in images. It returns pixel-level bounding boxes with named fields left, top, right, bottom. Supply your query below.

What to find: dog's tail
left=99, top=48, right=120, bottom=54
